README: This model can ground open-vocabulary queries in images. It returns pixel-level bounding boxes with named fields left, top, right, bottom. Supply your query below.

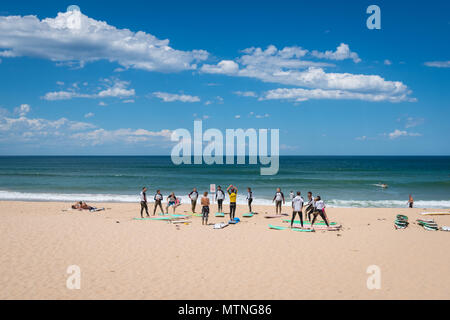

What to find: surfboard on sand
left=421, top=212, right=450, bottom=215
left=243, top=213, right=254, bottom=217
left=268, top=224, right=315, bottom=232
left=133, top=217, right=171, bottom=221
left=215, top=212, right=225, bottom=217
left=282, top=219, right=337, bottom=226
left=171, top=214, right=189, bottom=218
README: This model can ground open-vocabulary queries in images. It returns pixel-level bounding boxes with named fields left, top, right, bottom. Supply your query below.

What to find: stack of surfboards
left=394, top=215, right=409, bottom=229
left=416, top=218, right=439, bottom=231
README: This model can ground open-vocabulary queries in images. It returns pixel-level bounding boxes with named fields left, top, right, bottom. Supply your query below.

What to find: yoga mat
left=282, top=219, right=336, bottom=225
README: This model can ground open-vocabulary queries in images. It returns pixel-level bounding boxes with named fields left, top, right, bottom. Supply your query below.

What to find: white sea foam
left=326, top=199, right=450, bottom=209
left=0, top=190, right=449, bottom=208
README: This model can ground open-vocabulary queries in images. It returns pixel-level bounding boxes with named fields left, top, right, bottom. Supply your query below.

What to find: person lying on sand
left=71, top=201, right=97, bottom=211
left=71, top=201, right=82, bottom=210
left=311, top=196, right=330, bottom=227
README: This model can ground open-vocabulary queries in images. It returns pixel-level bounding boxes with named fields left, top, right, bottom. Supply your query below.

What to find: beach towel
left=214, top=222, right=228, bottom=229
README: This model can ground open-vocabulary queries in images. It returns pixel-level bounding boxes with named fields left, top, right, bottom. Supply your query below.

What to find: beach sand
left=0, top=201, right=449, bottom=300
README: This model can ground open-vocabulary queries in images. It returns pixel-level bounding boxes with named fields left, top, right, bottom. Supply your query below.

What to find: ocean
left=0, top=156, right=449, bottom=208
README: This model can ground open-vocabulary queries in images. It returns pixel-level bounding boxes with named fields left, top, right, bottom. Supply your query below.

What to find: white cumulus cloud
left=388, top=129, right=422, bottom=139
left=424, top=61, right=450, bottom=68
left=43, top=78, right=135, bottom=101
left=311, top=43, right=361, bottom=63
left=153, top=92, right=200, bottom=103
left=0, top=8, right=208, bottom=72
left=201, top=45, right=414, bottom=102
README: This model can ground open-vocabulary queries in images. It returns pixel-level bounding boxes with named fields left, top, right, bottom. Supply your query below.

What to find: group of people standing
left=139, top=186, right=330, bottom=228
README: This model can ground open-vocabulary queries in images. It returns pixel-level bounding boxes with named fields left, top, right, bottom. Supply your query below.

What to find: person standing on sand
left=216, top=186, right=225, bottom=213
left=273, top=188, right=285, bottom=215
left=201, top=192, right=210, bottom=225
left=247, top=187, right=253, bottom=213
left=166, top=192, right=178, bottom=214
left=140, top=187, right=149, bottom=218
left=289, top=191, right=294, bottom=201
left=153, top=190, right=163, bottom=215
left=291, top=192, right=304, bottom=228
left=227, top=185, right=238, bottom=220
left=304, top=191, right=315, bottom=221
left=407, top=194, right=414, bottom=208
left=311, top=196, right=330, bottom=228
left=188, top=188, right=199, bottom=213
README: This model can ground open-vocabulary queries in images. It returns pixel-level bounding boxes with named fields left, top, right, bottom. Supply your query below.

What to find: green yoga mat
left=171, top=214, right=188, bottom=218
left=282, top=219, right=336, bottom=226
left=215, top=212, right=225, bottom=217
left=134, top=217, right=171, bottom=221
left=269, top=224, right=315, bottom=232
left=292, top=228, right=315, bottom=232
left=269, top=224, right=287, bottom=230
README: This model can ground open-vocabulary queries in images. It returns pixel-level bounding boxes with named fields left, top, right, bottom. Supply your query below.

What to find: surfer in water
left=201, top=192, right=210, bottom=225
left=273, top=188, right=285, bottom=215
left=291, top=191, right=304, bottom=228
left=407, top=194, right=414, bottom=208
left=311, top=196, right=330, bottom=228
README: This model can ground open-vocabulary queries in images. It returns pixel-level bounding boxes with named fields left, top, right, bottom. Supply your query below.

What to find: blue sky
left=0, top=0, right=449, bottom=155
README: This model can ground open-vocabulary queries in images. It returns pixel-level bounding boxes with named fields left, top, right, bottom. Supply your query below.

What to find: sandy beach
left=0, top=200, right=449, bottom=300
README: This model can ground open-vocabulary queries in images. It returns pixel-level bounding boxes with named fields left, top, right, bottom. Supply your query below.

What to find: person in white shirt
left=291, top=191, right=304, bottom=228
left=311, top=196, right=330, bottom=227
left=153, top=189, right=163, bottom=215
left=304, top=191, right=315, bottom=221
left=215, top=186, right=225, bottom=213
left=289, top=191, right=294, bottom=201
left=188, top=188, right=199, bottom=213
left=272, top=188, right=285, bottom=214
left=246, top=187, right=253, bottom=213
left=139, top=187, right=149, bottom=218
